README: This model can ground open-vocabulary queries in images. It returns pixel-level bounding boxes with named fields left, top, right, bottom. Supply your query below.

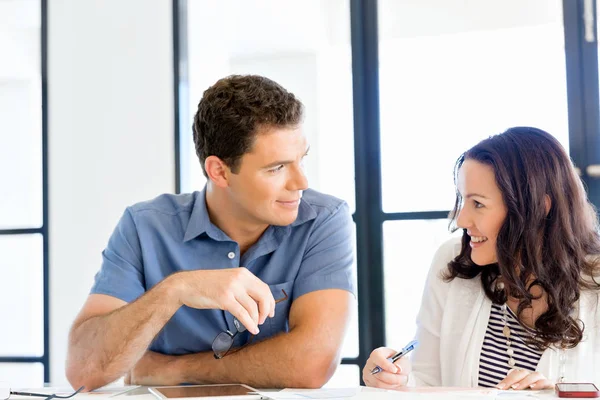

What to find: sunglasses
left=212, top=289, right=288, bottom=359
left=0, top=386, right=84, bottom=400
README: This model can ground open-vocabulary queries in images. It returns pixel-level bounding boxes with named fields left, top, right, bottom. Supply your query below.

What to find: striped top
left=478, top=303, right=544, bottom=387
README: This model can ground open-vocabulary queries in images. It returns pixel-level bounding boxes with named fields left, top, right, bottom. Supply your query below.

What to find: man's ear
left=205, top=156, right=230, bottom=188
left=545, top=194, right=552, bottom=216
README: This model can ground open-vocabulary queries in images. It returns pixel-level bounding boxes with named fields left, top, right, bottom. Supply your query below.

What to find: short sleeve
left=90, top=207, right=146, bottom=303
left=292, top=202, right=356, bottom=300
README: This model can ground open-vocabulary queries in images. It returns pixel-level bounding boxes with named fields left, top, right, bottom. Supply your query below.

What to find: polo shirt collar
left=183, top=188, right=317, bottom=242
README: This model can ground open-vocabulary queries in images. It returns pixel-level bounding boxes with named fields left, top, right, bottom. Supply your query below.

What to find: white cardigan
left=409, top=237, right=600, bottom=387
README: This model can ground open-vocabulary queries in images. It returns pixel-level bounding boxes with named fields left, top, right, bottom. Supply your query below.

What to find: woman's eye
left=474, top=200, right=483, bottom=208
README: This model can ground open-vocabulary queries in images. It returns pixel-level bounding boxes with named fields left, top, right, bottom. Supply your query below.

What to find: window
left=176, top=0, right=600, bottom=385
left=0, top=0, right=48, bottom=385
left=377, top=0, right=571, bottom=348
left=176, top=0, right=359, bottom=383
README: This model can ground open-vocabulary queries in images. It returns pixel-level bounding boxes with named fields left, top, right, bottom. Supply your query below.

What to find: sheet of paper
left=387, top=387, right=546, bottom=400
left=257, top=388, right=359, bottom=399
left=93, top=385, right=142, bottom=397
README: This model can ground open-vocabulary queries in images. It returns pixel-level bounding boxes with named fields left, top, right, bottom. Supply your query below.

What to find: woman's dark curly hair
left=446, top=126, right=600, bottom=350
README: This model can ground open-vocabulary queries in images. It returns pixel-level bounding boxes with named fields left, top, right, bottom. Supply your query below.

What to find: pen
left=370, top=339, right=419, bottom=375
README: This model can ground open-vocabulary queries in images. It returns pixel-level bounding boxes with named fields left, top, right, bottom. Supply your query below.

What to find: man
left=66, top=75, right=355, bottom=391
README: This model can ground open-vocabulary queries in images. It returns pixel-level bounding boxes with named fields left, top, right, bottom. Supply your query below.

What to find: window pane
left=340, top=223, right=358, bottom=358
left=0, top=235, right=44, bottom=356
left=379, top=0, right=569, bottom=213
left=0, top=363, right=44, bottom=388
left=383, top=220, right=460, bottom=347
left=341, top=299, right=359, bottom=359
left=0, top=0, right=42, bottom=228
left=323, top=364, right=360, bottom=388
left=183, top=0, right=355, bottom=211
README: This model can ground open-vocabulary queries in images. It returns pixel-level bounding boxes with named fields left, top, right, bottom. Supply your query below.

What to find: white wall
left=48, top=0, right=174, bottom=384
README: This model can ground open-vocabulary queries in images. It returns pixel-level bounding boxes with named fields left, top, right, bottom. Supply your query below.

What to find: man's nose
left=289, top=164, right=308, bottom=191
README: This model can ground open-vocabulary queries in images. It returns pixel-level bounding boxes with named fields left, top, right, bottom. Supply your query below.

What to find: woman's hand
left=496, top=369, right=553, bottom=390
left=362, top=347, right=412, bottom=390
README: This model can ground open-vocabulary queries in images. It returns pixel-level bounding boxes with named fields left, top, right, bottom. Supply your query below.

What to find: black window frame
left=0, top=0, right=50, bottom=383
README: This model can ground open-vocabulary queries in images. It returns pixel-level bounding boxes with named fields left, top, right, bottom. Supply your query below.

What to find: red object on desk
left=556, top=383, right=600, bottom=398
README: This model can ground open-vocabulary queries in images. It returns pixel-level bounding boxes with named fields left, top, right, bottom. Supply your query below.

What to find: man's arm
left=67, top=267, right=276, bottom=391
left=65, top=276, right=183, bottom=391
left=127, top=288, right=354, bottom=388
left=65, top=206, right=180, bottom=391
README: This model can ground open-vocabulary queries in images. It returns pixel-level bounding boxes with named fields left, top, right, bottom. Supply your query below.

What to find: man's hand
left=174, top=268, right=275, bottom=335
left=496, top=369, right=553, bottom=390
left=125, top=351, right=180, bottom=386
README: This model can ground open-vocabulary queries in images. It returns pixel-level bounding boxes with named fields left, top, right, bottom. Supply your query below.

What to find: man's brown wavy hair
left=446, top=126, right=600, bottom=350
left=193, top=74, right=304, bottom=177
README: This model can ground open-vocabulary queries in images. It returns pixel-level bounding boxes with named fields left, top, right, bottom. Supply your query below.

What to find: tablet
left=148, top=384, right=266, bottom=400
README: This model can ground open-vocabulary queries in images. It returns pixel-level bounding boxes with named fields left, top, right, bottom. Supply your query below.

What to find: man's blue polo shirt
left=90, top=188, right=355, bottom=355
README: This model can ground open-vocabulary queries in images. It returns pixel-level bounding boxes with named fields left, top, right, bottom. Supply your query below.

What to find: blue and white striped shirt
left=478, top=303, right=544, bottom=387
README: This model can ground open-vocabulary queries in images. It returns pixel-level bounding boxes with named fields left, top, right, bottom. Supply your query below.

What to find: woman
left=364, top=127, right=600, bottom=390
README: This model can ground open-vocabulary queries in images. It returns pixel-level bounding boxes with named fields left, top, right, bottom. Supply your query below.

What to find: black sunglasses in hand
left=1, top=386, right=84, bottom=400
left=212, top=289, right=288, bottom=359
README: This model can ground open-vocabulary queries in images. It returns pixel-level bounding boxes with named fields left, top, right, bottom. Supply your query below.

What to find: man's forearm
left=127, top=290, right=353, bottom=389
left=175, top=327, right=340, bottom=388
left=66, top=276, right=183, bottom=390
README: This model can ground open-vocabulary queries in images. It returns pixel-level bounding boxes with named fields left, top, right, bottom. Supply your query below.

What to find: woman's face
left=456, top=159, right=508, bottom=266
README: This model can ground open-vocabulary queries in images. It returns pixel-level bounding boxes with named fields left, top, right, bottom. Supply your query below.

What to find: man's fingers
left=225, top=270, right=273, bottom=332
left=235, top=293, right=260, bottom=332
left=256, top=295, right=272, bottom=325
left=248, top=283, right=275, bottom=324
left=271, top=297, right=276, bottom=319
left=227, top=300, right=259, bottom=335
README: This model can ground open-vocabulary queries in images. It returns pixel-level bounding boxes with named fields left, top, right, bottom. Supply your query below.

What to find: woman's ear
left=545, top=194, right=552, bottom=216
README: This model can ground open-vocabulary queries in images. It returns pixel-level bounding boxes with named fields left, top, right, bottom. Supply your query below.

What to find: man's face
left=226, top=125, right=309, bottom=227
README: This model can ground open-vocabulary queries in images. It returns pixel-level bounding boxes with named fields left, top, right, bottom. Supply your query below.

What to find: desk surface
left=9, top=385, right=558, bottom=400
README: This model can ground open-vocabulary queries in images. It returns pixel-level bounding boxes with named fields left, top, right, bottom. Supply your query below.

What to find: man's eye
left=270, top=165, right=284, bottom=173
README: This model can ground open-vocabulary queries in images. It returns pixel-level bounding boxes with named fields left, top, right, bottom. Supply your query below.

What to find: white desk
left=9, top=385, right=559, bottom=400
left=260, top=387, right=558, bottom=399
